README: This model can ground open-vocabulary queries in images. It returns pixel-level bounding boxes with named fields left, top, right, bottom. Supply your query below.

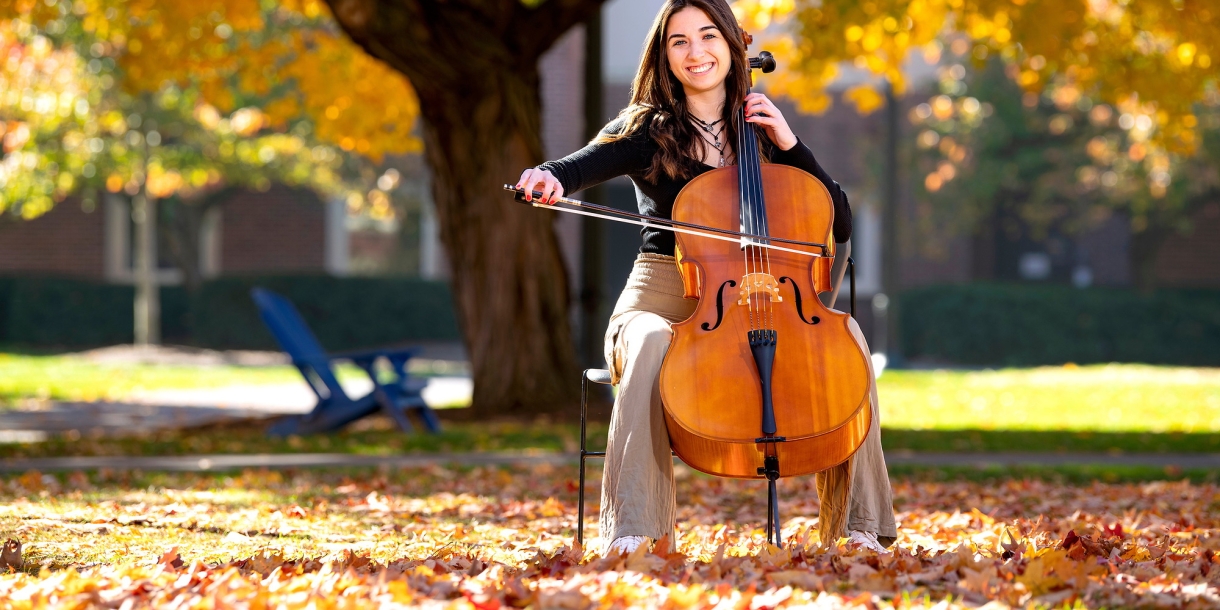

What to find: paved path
left=0, top=402, right=283, bottom=437
left=1, top=451, right=1215, bottom=473
left=0, top=452, right=573, bottom=473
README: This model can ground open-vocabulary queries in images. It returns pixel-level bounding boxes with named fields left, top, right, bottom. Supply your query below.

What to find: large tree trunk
left=417, top=73, right=580, bottom=414
left=325, top=0, right=606, bottom=416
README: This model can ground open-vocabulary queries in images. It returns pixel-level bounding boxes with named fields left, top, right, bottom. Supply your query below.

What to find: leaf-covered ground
left=0, top=465, right=1216, bottom=608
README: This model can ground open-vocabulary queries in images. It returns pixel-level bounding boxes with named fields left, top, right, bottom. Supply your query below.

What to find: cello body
left=660, top=163, right=873, bottom=479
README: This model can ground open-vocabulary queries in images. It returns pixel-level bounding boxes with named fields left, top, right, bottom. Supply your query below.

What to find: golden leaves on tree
left=735, top=0, right=1217, bottom=153
left=0, top=0, right=420, bottom=162
left=0, top=0, right=419, bottom=219
left=0, top=20, right=95, bottom=217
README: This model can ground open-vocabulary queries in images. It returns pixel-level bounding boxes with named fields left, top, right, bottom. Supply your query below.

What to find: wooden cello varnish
left=660, top=47, right=872, bottom=481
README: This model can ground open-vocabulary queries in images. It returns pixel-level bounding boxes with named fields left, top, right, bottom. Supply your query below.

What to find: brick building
left=0, top=184, right=346, bottom=283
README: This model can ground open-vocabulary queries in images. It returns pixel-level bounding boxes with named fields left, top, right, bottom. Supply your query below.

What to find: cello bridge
left=737, top=272, right=783, bottom=305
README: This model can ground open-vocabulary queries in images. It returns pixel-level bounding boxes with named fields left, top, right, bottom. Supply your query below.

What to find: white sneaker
left=846, top=530, right=888, bottom=553
left=607, top=535, right=650, bottom=555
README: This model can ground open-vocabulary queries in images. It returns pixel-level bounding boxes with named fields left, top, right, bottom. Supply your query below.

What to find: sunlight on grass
left=878, top=364, right=1220, bottom=433
left=0, top=353, right=364, bottom=406
left=2, top=353, right=1218, bottom=435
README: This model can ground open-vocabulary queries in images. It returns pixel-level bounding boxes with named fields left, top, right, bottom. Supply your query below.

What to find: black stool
left=576, top=367, right=611, bottom=546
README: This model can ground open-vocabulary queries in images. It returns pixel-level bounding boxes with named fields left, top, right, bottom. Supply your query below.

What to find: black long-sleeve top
left=539, top=116, right=853, bottom=256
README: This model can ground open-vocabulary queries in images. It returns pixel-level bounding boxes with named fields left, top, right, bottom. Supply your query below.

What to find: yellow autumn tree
left=736, top=0, right=1217, bottom=155
left=1, top=0, right=419, bottom=162
left=0, top=0, right=423, bottom=288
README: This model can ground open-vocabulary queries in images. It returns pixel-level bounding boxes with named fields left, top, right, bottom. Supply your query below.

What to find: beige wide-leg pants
left=599, top=253, right=897, bottom=552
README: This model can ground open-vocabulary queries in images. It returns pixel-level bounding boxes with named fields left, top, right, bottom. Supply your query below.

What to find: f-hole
left=778, top=277, right=820, bottom=325
left=701, top=279, right=737, bottom=331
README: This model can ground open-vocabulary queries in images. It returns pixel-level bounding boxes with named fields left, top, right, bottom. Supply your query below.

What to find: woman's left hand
left=744, top=93, right=797, bottom=151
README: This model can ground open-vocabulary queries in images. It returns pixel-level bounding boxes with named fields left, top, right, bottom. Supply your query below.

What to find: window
left=103, top=194, right=220, bottom=284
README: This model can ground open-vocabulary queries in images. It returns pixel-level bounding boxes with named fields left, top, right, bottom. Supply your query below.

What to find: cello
left=506, top=39, right=872, bottom=547
left=660, top=40, right=873, bottom=546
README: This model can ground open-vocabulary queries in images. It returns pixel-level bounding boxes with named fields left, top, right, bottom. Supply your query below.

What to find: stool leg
left=578, top=453, right=587, bottom=546
left=578, top=371, right=589, bottom=546
left=848, top=257, right=856, bottom=319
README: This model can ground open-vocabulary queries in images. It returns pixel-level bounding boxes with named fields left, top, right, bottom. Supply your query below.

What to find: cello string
left=753, top=120, right=770, bottom=333
left=734, top=102, right=753, bottom=331
left=746, top=120, right=766, bottom=331
left=749, top=107, right=766, bottom=332
left=743, top=115, right=770, bottom=333
left=749, top=117, right=767, bottom=331
left=740, top=104, right=760, bottom=333
left=756, top=126, right=775, bottom=333
left=759, top=129, right=775, bottom=333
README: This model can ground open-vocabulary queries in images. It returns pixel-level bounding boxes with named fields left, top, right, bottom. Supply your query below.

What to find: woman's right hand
left=515, top=167, right=564, bottom=205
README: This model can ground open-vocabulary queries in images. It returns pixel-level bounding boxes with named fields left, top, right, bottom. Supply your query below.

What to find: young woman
left=517, top=0, right=897, bottom=555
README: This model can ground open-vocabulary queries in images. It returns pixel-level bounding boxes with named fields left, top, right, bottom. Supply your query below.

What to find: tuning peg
left=749, top=51, right=776, bottom=73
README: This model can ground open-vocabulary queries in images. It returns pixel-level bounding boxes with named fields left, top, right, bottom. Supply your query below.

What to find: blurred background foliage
left=3, top=0, right=1215, bottom=268
left=0, top=0, right=418, bottom=225
left=907, top=57, right=1220, bottom=290
left=737, top=0, right=1220, bottom=291
left=737, top=0, right=1217, bottom=153
left=5, top=0, right=1217, bottom=259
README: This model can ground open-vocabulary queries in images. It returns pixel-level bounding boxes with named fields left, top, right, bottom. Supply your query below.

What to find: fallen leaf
left=0, top=539, right=21, bottom=571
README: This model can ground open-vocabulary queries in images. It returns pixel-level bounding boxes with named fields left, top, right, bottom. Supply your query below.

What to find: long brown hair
left=598, top=0, right=760, bottom=183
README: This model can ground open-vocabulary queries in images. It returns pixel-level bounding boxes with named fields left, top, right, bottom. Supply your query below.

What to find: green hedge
left=0, top=275, right=460, bottom=351
left=8, top=276, right=1217, bottom=365
left=188, top=276, right=461, bottom=350
left=0, top=277, right=158, bottom=346
left=898, top=283, right=1220, bottom=366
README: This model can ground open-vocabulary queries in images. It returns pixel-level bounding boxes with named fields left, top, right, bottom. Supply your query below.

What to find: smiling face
left=664, top=6, right=731, bottom=100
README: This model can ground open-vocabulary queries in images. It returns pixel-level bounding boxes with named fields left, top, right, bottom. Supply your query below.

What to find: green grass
left=4, top=357, right=1218, bottom=433
left=877, top=364, right=1220, bottom=433
left=879, top=428, right=1220, bottom=453
left=0, top=356, right=1217, bottom=458
left=0, top=353, right=465, bottom=407
left=886, top=464, right=1220, bottom=485
left=0, top=353, right=304, bottom=405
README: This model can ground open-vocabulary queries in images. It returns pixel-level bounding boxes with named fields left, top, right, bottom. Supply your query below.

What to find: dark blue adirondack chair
left=251, top=288, right=442, bottom=437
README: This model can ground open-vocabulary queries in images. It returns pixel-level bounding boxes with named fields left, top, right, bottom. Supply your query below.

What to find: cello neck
left=738, top=44, right=776, bottom=246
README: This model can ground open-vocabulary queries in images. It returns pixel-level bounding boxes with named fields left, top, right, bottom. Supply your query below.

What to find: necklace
left=691, top=116, right=726, bottom=167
